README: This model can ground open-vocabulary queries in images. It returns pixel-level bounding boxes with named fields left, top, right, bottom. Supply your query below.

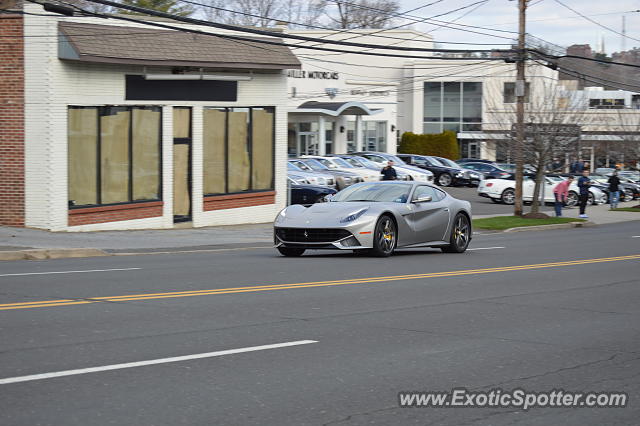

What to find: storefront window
left=203, top=107, right=275, bottom=195
left=68, top=106, right=161, bottom=208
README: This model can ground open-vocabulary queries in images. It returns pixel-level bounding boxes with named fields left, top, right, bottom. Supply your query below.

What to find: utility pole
left=514, top=0, right=527, bottom=217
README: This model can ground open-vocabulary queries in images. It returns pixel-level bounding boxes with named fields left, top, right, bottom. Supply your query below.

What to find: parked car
left=289, top=159, right=362, bottom=190
left=335, top=155, right=412, bottom=181
left=589, top=174, right=639, bottom=201
left=619, top=171, right=640, bottom=183
left=457, top=158, right=496, bottom=165
left=353, top=152, right=434, bottom=183
left=496, top=163, right=537, bottom=174
left=397, top=154, right=481, bottom=187
left=460, top=162, right=511, bottom=180
left=287, top=162, right=335, bottom=188
left=477, top=174, right=607, bottom=206
left=274, top=181, right=472, bottom=257
left=301, top=155, right=380, bottom=182
left=287, top=177, right=337, bottom=206
left=595, top=167, right=616, bottom=176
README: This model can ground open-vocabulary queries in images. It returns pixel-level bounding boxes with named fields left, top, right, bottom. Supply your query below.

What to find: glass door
left=298, top=132, right=318, bottom=156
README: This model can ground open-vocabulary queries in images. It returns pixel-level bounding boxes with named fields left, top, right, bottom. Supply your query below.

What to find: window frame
left=67, top=105, right=163, bottom=209
left=202, top=106, right=276, bottom=197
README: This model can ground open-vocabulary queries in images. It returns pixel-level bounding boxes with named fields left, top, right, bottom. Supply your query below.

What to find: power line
left=174, top=0, right=513, bottom=45
left=554, top=0, right=640, bottom=44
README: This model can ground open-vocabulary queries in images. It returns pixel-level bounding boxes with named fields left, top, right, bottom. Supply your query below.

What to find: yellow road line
left=1, top=254, right=638, bottom=311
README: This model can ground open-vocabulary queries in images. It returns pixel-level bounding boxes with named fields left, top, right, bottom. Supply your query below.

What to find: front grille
left=275, top=228, right=352, bottom=243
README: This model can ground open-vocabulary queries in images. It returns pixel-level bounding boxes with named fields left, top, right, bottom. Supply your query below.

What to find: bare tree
left=488, top=82, right=589, bottom=215
left=322, top=0, right=399, bottom=29
left=199, top=0, right=325, bottom=28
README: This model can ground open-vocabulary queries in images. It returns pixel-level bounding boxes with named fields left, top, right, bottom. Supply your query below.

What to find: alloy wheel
left=438, top=173, right=452, bottom=186
left=453, top=215, right=470, bottom=250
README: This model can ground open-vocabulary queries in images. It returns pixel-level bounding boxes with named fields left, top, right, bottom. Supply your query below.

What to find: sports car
left=274, top=181, right=472, bottom=257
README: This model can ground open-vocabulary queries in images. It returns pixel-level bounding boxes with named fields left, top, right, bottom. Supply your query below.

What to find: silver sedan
left=274, top=181, right=472, bottom=257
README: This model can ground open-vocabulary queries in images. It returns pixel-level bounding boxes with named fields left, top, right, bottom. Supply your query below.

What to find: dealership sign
left=288, top=70, right=340, bottom=80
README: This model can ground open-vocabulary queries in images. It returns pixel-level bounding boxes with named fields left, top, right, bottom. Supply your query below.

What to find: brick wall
left=68, top=201, right=164, bottom=226
left=0, top=15, right=25, bottom=226
left=203, top=191, right=276, bottom=211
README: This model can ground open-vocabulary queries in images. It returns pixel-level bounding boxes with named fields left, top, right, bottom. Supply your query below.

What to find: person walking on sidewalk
left=577, top=170, right=591, bottom=218
left=608, top=170, right=621, bottom=210
left=553, top=175, right=573, bottom=217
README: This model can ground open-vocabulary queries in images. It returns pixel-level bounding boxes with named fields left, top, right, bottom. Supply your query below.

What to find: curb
left=503, top=221, right=595, bottom=233
left=0, top=248, right=110, bottom=261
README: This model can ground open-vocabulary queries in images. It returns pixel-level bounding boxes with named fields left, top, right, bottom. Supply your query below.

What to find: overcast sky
left=396, top=0, right=640, bottom=54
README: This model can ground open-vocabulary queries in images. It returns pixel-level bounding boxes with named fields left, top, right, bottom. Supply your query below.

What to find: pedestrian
left=553, top=175, right=573, bottom=217
left=577, top=169, right=591, bottom=218
left=381, top=160, right=397, bottom=181
left=608, top=170, right=621, bottom=210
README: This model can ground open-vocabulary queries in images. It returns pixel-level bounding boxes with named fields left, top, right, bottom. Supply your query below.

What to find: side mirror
left=412, top=195, right=432, bottom=203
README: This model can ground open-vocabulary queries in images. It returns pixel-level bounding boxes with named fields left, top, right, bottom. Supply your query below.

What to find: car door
left=404, top=186, right=451, bottom=244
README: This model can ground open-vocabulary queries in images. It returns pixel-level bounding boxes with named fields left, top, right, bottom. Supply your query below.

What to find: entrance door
left=298, top=132, right=318, bottom=156
left=173, top=107, right=192, bottom=223
left=468, top=142, right=479, bottom=159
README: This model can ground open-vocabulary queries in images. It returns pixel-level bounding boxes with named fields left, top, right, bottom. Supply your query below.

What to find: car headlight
left=340, top=208, right=368, bottom=223
left=317, top=177, right=326, bottom=185
left=343, top=177, right=352, bottom=184
left=456, top=171, right=465, bottom=178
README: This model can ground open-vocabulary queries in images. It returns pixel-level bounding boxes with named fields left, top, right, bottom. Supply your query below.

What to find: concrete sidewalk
left=1, top=205, right=637, bottom=259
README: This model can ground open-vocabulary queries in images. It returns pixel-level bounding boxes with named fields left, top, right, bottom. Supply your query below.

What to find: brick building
left=0, top=2, right=299, bottom=231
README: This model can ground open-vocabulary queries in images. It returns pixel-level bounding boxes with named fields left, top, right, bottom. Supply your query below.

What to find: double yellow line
left=1, top=254, right=639, bottom=311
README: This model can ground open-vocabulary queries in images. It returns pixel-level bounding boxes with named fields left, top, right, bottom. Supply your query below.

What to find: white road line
left=0, top=340, right=318, bottom=385
left=632, top=236, right=640, bottom=238
left=0, top=268, right=141, bottom=278
left=467, top=246, right=505, bottom=251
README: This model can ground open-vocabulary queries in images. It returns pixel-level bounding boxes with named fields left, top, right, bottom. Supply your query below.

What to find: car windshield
left=343, top=157, right=364, bottom=168
left=303, top=159, right=329, bottom=171
left=388, top=155, right=407, bottom=165
left=332, top=183, right=411, bottom=203
left=354, top=156, right=380, bottom=168
left=332, top=158, right=354, bottom=168
left=290, top=160, right=312, bottom=172
left=436, top=157, right=458, bottom=168
left=498, top=163, right=516, bottom=172
left=316, top=158, right=338, bottom=169
left=287, top=163, right=302, bottom=171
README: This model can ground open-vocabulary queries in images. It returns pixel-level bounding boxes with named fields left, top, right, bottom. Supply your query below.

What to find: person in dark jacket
left=381, top=160, right=397, bottom=181
left=577, top=170, right=591, bottom=218
left=608, top=170, right=621, bottom=210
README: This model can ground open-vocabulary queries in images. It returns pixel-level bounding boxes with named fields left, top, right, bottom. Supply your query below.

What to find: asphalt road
left=1, top=221, right=639, bottom=425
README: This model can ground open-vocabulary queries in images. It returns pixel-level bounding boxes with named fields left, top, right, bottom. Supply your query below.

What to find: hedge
left=398, top=131, right=460, bottom=160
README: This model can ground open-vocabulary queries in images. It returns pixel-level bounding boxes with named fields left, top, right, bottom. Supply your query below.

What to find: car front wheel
left=437, top=173, right=453, bottom=186
left=369, top=215, right=396, bottom=257
left=277, top=247, right=305, bottom=257
left=501, top=188, right=515, bottom=205
left=442, top=213, right=471, bottom=253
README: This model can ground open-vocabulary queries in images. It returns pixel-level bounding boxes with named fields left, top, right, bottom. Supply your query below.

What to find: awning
left=290, top=101, right=382, bottom=116
left=58, top=22, right=301, bottom=70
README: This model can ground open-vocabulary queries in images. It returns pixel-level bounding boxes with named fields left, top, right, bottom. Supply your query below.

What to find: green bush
left=398, top=131, right=460, bottom=160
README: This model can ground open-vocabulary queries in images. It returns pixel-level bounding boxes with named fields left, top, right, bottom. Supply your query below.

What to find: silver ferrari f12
left=274, top=181, right=472, bottom=257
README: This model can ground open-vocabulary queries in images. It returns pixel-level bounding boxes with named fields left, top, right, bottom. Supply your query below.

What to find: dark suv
left=397, top=154, right=480, bottom=187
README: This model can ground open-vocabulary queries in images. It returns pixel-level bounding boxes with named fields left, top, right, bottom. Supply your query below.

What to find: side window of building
left=68, top=106, right=162, bottom=208
left=203, top=107, right=275, bottom=195
left=503, top=82, right=530, bottom=103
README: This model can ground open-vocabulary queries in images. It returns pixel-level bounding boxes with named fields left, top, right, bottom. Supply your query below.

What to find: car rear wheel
left=437, top=173, right=453, bottom=187
left=501, top=188, right=515, bottom=205
left=588, top=192, right=595, bottom=205
left=442, top=213, right=470, bottom=253
left=566, top=191, right=578, bottom=207
left=369, top=215, right=396, bottom=257
left=624, top=188, right=634, bottom=201
left=277, top=247, right=305, bottom=257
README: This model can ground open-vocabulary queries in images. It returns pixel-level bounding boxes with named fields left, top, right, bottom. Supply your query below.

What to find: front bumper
left=274, top=227, right=370, bottom=250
